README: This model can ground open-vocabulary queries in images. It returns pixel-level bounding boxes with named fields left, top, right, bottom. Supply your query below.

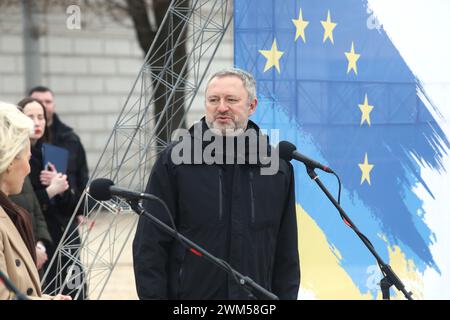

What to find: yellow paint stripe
left=297, top=204, right=371, bottom=299
left=297, top=204, right=423, bottom=299
left=385, top=245, right=424, bottom=300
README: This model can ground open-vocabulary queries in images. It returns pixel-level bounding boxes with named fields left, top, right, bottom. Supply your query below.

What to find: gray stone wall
left=0, top=2, right=233, bottom=173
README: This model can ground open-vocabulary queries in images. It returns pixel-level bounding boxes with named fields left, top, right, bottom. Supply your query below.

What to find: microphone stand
left=0, top=270, right=29, bottom=300
left=127, top=199, right=279, bottom=300
left=305, top=167, right=413, bottom=300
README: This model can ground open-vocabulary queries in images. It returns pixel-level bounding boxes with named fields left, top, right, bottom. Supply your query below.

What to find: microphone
left=278, top=141, right=334, bottom=173
left=89, top=178, right=157, bottom=201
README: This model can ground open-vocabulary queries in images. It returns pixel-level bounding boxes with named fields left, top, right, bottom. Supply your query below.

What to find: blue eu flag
left=235, top=0, right=449, bottom=298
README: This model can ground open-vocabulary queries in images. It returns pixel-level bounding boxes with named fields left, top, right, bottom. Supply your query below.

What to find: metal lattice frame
left=42, top=0, right=232, bottom=299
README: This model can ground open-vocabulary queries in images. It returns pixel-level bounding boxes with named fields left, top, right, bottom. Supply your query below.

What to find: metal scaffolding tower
left=42, top=0, right=232, bottom=299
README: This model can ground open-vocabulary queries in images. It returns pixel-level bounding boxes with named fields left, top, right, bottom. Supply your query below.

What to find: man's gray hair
left=206, top=67, right=257, bottom=102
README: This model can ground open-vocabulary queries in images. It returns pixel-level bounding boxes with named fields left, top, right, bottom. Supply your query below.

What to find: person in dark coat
left=29, top=87, right=89, bottom=219
left=18, top=96, right=87, bottom=299
left=133, top=68, right=300, bottom=300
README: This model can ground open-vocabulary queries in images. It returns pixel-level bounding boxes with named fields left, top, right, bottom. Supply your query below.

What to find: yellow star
left=358, top=94, right=374, bottom=126
left=259, top=39, right=284, bottom=73
left=345, top=41, right=360, bottom=74
left=292, top=8, right=309, bottom=42
left=320, top=10, right=337, bottom=44
left=358, top=153, right=374, bottom=185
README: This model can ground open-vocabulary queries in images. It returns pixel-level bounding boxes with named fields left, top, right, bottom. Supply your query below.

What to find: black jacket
left=133, top=118, right=300, bottom=300
left=50, top=113, right=89, bottom=217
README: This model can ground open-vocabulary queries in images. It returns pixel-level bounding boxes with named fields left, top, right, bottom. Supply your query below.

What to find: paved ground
left=81, top=211, right=139, bottom=300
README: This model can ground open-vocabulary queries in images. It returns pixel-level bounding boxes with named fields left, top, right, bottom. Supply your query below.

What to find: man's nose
left=217, top=99, right=229, bottom=112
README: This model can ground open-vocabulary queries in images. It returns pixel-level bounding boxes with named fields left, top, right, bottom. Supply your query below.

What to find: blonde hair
left=0, top=102, right=33, bottom=174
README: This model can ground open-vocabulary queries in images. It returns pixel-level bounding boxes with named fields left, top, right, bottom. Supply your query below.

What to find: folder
left=42, top=143, right=69, bottom=174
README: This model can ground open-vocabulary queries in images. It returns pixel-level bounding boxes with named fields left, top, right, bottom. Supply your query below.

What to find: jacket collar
left=183, top=117, right=273, bottom=167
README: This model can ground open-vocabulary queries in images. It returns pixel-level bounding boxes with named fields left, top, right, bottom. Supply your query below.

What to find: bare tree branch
left=125, top=0, right=155, bottom=54
left=1, top=0, right=189, bottom=143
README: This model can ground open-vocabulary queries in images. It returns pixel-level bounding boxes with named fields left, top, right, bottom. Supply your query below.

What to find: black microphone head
left=89, top=178, right=114, bottom=201
left=278, top=141, right=297, bottom=161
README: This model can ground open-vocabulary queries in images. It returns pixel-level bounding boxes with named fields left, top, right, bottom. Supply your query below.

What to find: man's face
left=205, top=75, right=257, bottom=135
left=30, top=90, right=55, bottom=126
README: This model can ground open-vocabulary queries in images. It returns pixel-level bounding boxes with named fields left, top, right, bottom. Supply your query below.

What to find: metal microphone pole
left=127, top=199, right=279, bottom=300
left=305, top=167, right=413, bottom=300
left=0, top=269, right=29, bottom=300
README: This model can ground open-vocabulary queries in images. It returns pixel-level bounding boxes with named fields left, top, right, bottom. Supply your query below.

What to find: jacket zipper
left=249, top=170, right=255, bottom=224
left=218, top=169, right=224, bottom=221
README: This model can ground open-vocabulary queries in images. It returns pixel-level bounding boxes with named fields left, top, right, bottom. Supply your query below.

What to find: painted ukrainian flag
left=234, top=0, right=450, bottom=299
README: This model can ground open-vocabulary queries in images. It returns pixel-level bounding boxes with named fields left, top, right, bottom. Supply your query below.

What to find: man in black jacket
left=133, top=68, right=300, bottom=300
left=29, top=86, right=89, bottom=299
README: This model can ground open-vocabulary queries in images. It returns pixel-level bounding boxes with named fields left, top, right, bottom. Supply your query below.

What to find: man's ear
left=248, top=98, right=258, bottom=116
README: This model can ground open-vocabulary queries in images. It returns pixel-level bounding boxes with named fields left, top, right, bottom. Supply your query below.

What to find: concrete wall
left=0, top=2, right=233, bottom=173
